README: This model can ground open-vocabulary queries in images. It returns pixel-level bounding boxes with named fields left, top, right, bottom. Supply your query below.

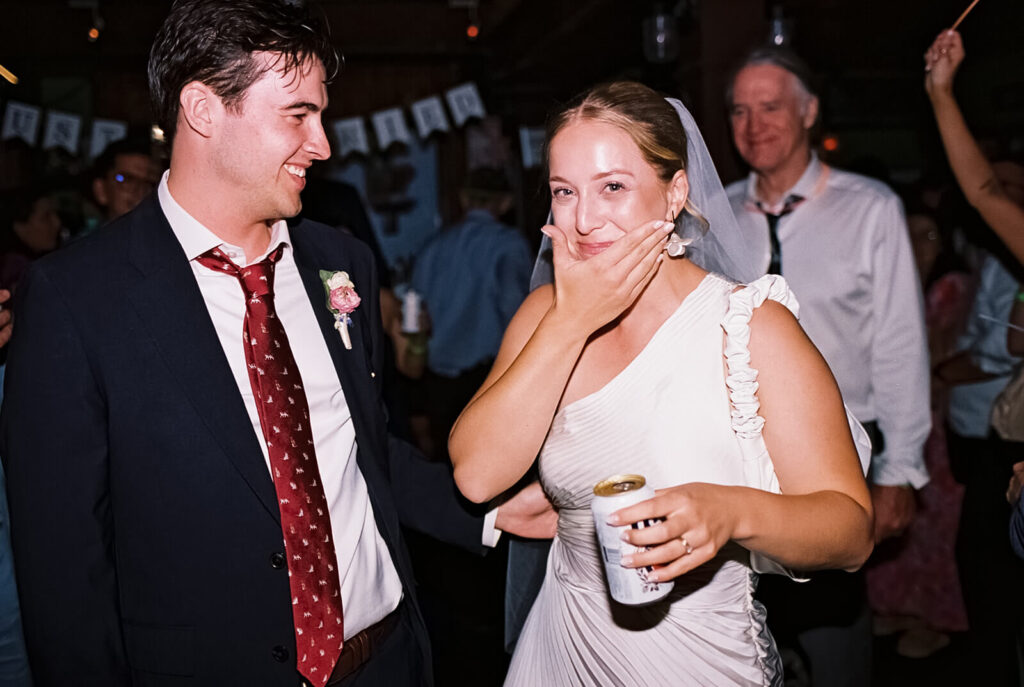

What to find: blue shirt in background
left=948, top=256, right=1022, bottom=438
left=412, top=209, right=533, bottom=378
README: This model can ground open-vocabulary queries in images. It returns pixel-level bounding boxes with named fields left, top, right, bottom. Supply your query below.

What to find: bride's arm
left=615, top=300, right=874, bottom=579
left=450, top=220, right=673, bottom=503
left=449, top=286, right=584, bottom=504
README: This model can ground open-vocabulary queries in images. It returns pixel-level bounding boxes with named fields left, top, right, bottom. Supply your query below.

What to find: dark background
left=1, top=0, right=1021, bottom=234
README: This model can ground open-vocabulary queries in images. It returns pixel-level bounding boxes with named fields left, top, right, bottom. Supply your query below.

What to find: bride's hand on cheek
left=543, top=219, right=673, bottom=335
left=609, top=483, right=738, bottom=582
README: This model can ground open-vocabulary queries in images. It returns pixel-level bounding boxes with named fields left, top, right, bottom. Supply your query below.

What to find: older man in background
left=725, top=47, right=930, bottom=687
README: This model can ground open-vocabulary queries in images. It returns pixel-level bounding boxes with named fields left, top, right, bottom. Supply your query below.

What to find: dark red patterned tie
left=197, top=245, right=343, bottom=687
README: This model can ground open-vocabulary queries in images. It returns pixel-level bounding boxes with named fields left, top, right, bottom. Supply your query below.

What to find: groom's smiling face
left=211, top=51, right=331, bottom=224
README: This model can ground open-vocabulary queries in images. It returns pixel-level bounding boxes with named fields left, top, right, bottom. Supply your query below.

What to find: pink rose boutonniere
left=320, top=270, right=361, bottom=350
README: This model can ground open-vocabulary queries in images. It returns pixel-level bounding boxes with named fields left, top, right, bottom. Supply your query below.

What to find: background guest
left=411, top=167, right=532, bottom=463
left=725, top=46, right=930, bottom=687
left=90, top=138, right=160, bottom=225
left=935, top=238, right=1023, bottom=686
left=866, top=194, right=970, bottom=658
left=405, top=166, right=532, bottom=685
left=0, top=184, right=63, bottom=293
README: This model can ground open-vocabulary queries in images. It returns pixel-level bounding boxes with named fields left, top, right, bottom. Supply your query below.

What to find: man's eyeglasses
left=112, top=172, right=156, bottom=193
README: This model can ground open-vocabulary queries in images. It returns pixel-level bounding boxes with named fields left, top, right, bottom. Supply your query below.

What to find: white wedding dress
left=505, top=273, right=797, bottom=687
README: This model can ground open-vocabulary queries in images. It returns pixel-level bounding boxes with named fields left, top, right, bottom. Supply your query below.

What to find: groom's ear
left=178, top=81, right=218, bottom=139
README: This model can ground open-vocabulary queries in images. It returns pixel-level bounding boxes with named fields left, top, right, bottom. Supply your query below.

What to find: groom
left=1, top=1, right=549, bottom=685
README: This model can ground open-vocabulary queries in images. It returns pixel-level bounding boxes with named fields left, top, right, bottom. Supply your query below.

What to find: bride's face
left=548, top=119, right=687, bottom=259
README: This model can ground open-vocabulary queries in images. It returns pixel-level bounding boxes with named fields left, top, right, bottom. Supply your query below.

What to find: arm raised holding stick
left=924, top=28, right=1024, bottom=263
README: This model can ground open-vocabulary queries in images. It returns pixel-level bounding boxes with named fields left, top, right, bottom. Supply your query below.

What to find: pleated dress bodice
left=505, top=273, right=785, bottom=687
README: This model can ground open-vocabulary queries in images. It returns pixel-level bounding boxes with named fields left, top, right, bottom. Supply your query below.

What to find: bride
left=449, top=81, right=873, bottom=686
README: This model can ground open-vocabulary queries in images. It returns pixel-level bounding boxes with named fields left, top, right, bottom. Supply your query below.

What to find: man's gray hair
left=725, top=45, right=818, bottom=106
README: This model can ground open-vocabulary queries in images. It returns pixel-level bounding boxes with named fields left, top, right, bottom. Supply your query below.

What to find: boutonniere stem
left=320, top=270, right=361, bottom=350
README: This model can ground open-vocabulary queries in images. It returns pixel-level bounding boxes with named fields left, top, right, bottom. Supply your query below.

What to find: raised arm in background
left=925, top=29, right=1024, bottom=263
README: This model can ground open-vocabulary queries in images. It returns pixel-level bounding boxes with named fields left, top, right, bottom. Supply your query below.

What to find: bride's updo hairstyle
left=544, top=81, right=709, bottom=233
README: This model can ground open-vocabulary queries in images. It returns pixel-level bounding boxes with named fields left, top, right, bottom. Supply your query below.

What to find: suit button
left=270, top=552, right=286, bottom=569
left=271, top=645, right=289, bottom=662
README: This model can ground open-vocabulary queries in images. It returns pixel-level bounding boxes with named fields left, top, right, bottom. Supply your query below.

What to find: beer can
left=591, top=474, right=674, bottom=605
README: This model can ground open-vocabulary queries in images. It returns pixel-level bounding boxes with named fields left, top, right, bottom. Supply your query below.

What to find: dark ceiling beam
left=485, top=0, right=618, bottom=80
left=0, top=1, right=488, bottom=61
left=479, top=0, right=526, bottom=34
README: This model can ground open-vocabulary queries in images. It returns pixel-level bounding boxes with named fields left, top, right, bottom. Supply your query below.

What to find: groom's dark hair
left=148, top=0, right=340, bottom=144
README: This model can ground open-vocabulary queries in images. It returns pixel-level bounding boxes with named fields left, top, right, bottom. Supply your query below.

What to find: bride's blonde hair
left=544, top=81, right=708, bottom=230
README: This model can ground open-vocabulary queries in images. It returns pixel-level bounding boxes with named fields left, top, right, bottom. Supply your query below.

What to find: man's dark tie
left=758, top=194, right=804, bottom=275
left=197, top=245, right=344, bottom=687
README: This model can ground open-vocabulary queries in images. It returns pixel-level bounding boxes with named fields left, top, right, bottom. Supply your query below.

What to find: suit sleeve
left=868, top=194, right=931, bottom=488
left=0, top=265, right=129, bottom=685
left=359, top=249, right=487, bottom=554
left=386, top=435, right=487, bottom=554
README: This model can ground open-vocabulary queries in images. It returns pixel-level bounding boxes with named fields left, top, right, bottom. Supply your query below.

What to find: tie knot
left=782, top=194, right=804, bottom=211
left=196, top=244, right=284, bottom=299
left=757, top=194, right=805, bottom=219
left=240, top=260, right=275, bottom=298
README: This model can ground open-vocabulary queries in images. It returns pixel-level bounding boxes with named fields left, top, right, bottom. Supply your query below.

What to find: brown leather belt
left=325, top=605, right=402, bottom=685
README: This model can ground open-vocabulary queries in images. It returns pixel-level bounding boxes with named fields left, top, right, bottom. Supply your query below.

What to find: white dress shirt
left=726, top=155, right=930, bottom=488
left=158, top=172, right=403, bottom=638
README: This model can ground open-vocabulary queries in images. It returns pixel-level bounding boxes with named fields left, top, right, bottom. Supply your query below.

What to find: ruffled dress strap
left=721, top=275, right=871, bottom=578
left=722, top=274, right=873, bottom=476
left=723, top=275, right=800, bottom=441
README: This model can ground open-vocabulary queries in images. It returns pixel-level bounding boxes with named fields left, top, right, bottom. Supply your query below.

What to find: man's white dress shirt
left=726, top=154, right=930, bottom=488
left=158, top=172, right=403, bottom=638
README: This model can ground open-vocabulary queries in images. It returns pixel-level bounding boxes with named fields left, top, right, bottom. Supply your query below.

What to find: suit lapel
left=290, top=227, right=413, bottom=565
left=126, top=198, right=281, bottom=523
left=290, top=230, right=379, bottom=454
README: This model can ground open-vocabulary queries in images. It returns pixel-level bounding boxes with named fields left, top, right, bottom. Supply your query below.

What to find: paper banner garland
left=89, top=118, right=128, bottom=159
left=4, top=81, right=528, bottom=161
left=1, top=101, right=42, bottom=145
left=371, top=108, right=413, bottom=150
left=42, top=110, right=82, bottom=154
left=333, top=117, right=371, bottom=158
left=410, top=96, right=450, bottom=138
left=445, top=83, right=486, bottom=127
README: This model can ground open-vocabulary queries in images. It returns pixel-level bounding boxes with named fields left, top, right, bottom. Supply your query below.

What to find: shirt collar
left=157, top=170, right=291, bottom=265
left=744, top=152, right=823, bottom=207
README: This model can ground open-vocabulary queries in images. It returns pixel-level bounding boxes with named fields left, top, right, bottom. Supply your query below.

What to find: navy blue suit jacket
left=0, top=195, right=482, bottom=685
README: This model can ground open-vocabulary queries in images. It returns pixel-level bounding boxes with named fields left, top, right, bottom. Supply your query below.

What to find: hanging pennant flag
left=371, top=108, right=413, bottom=150
left=445, top=83, right=485, bottom=127
left=1, top=101, right=42, bottom=145
left=519, top=126, right=546, bottom=169
left=332, top=117, right=370, bottom=158
left=90, top=118, right=128, bottom=159
left=42, top=110, right=83, bottom=154
left=410, top=96, right=450, bottom=139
